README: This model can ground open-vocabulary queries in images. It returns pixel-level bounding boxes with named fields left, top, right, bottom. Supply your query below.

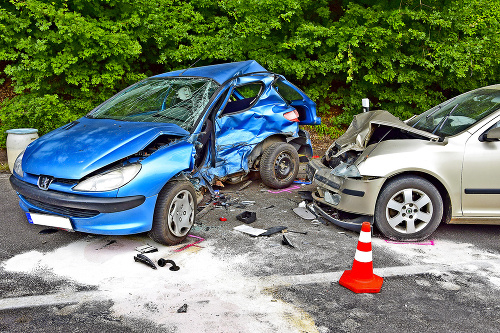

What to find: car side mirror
left=482, top=127, right=500, bottom=142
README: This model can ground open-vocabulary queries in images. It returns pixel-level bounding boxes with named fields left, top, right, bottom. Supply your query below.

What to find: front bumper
left=10, top=175, right=155, bottom=235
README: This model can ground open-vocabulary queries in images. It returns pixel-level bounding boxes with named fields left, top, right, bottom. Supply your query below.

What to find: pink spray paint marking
left=268, top=185, right=301, bottom=194
left=384, top=239, right=435, bottom=246
left=174, top=234, right=205, bottom=252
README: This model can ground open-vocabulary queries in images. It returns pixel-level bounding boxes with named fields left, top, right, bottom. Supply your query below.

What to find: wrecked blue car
left=10, top=60, right=320, bottom=245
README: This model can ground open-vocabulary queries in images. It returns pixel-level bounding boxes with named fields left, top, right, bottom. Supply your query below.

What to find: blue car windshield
left=408, top=87, right=500, bottom=137
left=89, top=77, right=219, bottom=131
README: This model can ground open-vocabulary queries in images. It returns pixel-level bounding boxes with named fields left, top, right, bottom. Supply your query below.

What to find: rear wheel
left=149, top=181, right=196, bottom=245
left=374, top=176, right=443, bottom=241
left=260, top=142, right=299, bottom=189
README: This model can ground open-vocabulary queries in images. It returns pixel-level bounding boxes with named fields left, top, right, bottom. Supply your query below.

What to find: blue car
left=10, top=60, right=320, bottom=245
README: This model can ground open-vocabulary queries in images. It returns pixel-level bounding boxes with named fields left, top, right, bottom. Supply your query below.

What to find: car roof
left=152, top=60, right=268, bottom=84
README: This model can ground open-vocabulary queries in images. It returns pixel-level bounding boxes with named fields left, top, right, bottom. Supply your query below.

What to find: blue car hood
left=23, top=117, right=189, bottom=179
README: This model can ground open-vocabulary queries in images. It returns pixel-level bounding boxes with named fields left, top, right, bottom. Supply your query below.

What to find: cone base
left=339, top=270, right=383, bottom=293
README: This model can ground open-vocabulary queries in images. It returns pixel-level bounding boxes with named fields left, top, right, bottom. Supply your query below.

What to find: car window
left=89, top=77, right=219, bottom=132
left=408, top=88, right=500, bottom=136
left=273, top=79, right=303, bottom=103
left=220, top=82, right=263, bottom=116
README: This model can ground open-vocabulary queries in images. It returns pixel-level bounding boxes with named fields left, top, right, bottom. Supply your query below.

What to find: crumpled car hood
left=328, top=110, right=439, bottom=157
left=23, top=117, right=189, bottom=179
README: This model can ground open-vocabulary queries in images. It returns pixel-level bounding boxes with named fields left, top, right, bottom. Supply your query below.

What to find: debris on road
left=261, top=226, right=287, bottom=236
left=282, top=234, right=295, bottom=248
left=177, top=304, right=188, bottom=313
left=96, top=240, right=117, bottom=250
left=234, top=224, right=267, bottom=237
left=133, top=254, right=157, bottom=270
left=237, top=180, right=252, bottom=191
left=38, top=228, right=59, bottom=234
left=157, top=259, right=180, bottom=271
left=135, top=244, right=158, bottom=254
left=219, top=217, right=227, bottom=221
left=292, top=201, right=316, bottom=220
left=268, top=185, right=301, bottom=194
left=236, top=211, right=257, bottom=224
left=297, top=190, right=314, bottom=202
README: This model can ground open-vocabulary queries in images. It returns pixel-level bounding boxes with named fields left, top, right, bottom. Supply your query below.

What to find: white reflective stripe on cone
left=358, top=230, right=371, bottom=243
left=354, top=249, right=372, bottom=263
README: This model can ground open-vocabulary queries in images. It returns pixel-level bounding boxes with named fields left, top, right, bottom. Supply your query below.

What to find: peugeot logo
left=37, top=175, right=54, bottom=191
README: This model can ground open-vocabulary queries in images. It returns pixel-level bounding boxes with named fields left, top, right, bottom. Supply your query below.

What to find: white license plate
left=26, top=212, right=73, bottom=230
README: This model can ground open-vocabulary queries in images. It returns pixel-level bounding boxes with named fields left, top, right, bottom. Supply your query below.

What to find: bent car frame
left=10, top=60, right=320, bottom=245
left=308, top=84, right=500, bottom=241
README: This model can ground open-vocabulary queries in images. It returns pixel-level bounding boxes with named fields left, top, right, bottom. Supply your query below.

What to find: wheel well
left=247, top=135, right=287, bottom=168
left=381, top=171, right=452, bottom=224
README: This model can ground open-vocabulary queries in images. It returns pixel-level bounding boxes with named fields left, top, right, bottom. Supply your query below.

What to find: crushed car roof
left=153, top=60, right=268, bottom=84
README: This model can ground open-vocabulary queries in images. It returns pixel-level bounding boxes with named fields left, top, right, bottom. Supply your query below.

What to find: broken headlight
left=73, top=163, right=141, bottom=192
left=330, top=162, right=361, bottom=178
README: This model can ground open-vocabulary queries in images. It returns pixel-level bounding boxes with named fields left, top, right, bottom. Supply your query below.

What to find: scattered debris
left=236, top=211, right=257, bottom=224
left=237, top=180, right=252, bottom=191
left=293, top=206, right=316, bottom=220
left=260, top=226, right=287, bottom=236
left=219, top=217, right=227, bottom=221
left=177, top=304, right=188, bottom=313
left=264, top=205, right=275, bottom=209
left=135, top=245, right=158, bottom=254
left=282, top=234, right=295, bottom=248
left=268, top=185, right=301, bottom=194
left=174, top=235, right=205, bottom=252
left=298, top=190, right=314, bottom=202
left=134, top=254, right=157, bottom=270
left=293, top=179, right=311, bottom=185
left=241, top=201, right=255, bottom=205
left=311, top=219, right=321, bottom=225
left=287, top=230, right=308, bottom=235
left=234, top=224, right=266, bottom=237
left=158, top=259, right=180, bottom=271
left=39, top=228, right=58, bottom=234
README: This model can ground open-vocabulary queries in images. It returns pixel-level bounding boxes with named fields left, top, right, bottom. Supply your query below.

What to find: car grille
left=23, top=197, right=100, bottom=218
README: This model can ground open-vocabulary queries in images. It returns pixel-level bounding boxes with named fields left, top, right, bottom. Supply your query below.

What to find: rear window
left=273, top=79, right=303, bottom=103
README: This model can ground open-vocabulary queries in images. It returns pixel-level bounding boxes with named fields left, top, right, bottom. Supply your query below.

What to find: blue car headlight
left=330, top=162, right=361, bottom=178
left=13, top=150, right=25, bottom=177
left=74, top=163, right=142, bottom=192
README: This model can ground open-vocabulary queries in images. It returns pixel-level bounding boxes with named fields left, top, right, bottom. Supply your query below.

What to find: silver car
left=308, top=85, right=500, bottom=241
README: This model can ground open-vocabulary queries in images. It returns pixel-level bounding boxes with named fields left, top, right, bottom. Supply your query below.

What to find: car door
left=462, top=116, right=500, bottom=216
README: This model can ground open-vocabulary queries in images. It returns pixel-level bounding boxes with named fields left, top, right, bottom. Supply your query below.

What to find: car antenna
left=180, top=58, right=202, bottom=76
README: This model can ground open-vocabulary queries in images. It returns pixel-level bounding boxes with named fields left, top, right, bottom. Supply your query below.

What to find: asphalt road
left=1, top=172, right=500, bottom=332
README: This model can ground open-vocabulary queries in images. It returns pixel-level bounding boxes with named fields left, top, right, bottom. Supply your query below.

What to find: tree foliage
left=1, top=0, right=499, bottom=146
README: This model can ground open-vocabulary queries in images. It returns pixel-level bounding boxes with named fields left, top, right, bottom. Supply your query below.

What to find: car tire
left=149, top=181, right=196, bottom=245
left=374, top=176, right=443, bottom=241
left=260, top=142, right=299, bottom=189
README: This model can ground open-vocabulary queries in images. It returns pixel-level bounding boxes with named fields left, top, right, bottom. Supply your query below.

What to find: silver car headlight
left=331, top=162, right=361, bottom=178
left=13, top=150, right=25, bottom=177
left=73, top=163, right=141, bottom=192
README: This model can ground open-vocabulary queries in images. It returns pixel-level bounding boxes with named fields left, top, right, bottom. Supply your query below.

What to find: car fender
left=118, top=141, right=195, bottom=197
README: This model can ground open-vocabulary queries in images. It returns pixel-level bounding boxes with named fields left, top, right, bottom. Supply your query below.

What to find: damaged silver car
left=308, top=85, right=500, bottom=240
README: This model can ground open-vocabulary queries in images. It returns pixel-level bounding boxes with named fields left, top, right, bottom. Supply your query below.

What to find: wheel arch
left=378, top=171, right=452, bottom=224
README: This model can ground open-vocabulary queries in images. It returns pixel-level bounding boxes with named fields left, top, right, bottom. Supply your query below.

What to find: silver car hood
left=327, top=110, right=440, bottom=157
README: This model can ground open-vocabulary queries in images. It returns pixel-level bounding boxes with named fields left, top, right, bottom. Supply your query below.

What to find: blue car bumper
left=10, top=175, right=157, bottom=235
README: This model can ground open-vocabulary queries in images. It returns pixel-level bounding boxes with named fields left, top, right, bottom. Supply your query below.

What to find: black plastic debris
left=237, top=180, right=252, bottom=191
left=260, top=226, right=287, bottom=236
left=158, top=258, right=180, bottom=271
left=96, top=240, right=117, bottom=250
left=135, top=245, right=158, bottom=254
left=298, top=190, right=314, bottom=202
left=282, top=234, right=295, bottom=248
left=287, top=230, right=308, bottom=235
left=177, top=304, right=188, bottom=313
left=236, top=211, right=257, bottom=224
left=39, top=228, right=59, bottom=234
left=134, top=254, right=157, bottom=269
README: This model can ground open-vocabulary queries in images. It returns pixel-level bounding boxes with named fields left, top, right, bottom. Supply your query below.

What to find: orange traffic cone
left=339, top=221, right=383, bottom=293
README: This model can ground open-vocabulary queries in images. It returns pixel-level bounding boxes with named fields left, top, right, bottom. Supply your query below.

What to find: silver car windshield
left=89, top=77, right=219, bottom=131
left=408, top=88, right=500, bottom=136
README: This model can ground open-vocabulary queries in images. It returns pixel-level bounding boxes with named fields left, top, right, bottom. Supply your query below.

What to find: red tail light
left=284, top=109, right=300, bottom=122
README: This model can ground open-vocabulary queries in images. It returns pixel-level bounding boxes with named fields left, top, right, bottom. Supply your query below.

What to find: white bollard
left=6, top=128, right=38, bottom=173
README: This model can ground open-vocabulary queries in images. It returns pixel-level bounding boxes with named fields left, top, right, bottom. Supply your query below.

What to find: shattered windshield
left=408, top=88, right=500, bottom=137
left=89, top=77, right=219, bottom=131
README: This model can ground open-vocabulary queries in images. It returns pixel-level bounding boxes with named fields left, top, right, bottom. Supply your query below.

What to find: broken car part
left=260, top=226, right=287, bottom=236
left=135, top=245, right=158, bottom=254
left=281, top=234, right=295, bottom=248
left=134, top=254, right=157, bottom=270
left=177, top=304, right=188, bottom=313
left=236, top=211, right=257, bottom=224
left=157, top=259, right=180, bottom=271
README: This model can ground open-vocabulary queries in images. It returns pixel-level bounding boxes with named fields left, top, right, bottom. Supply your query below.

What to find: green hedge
left=1, top=0, right=499, bottom=147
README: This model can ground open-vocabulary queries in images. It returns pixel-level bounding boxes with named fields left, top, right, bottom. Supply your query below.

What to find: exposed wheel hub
left=275, top=153, right=293, bottom=179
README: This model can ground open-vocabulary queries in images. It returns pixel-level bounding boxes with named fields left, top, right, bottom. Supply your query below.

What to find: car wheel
left=260, top=142, right=299, bottom=189
left=149, top=181, right=196, bottom=245
left=374, top=176, right=443, bottom=241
